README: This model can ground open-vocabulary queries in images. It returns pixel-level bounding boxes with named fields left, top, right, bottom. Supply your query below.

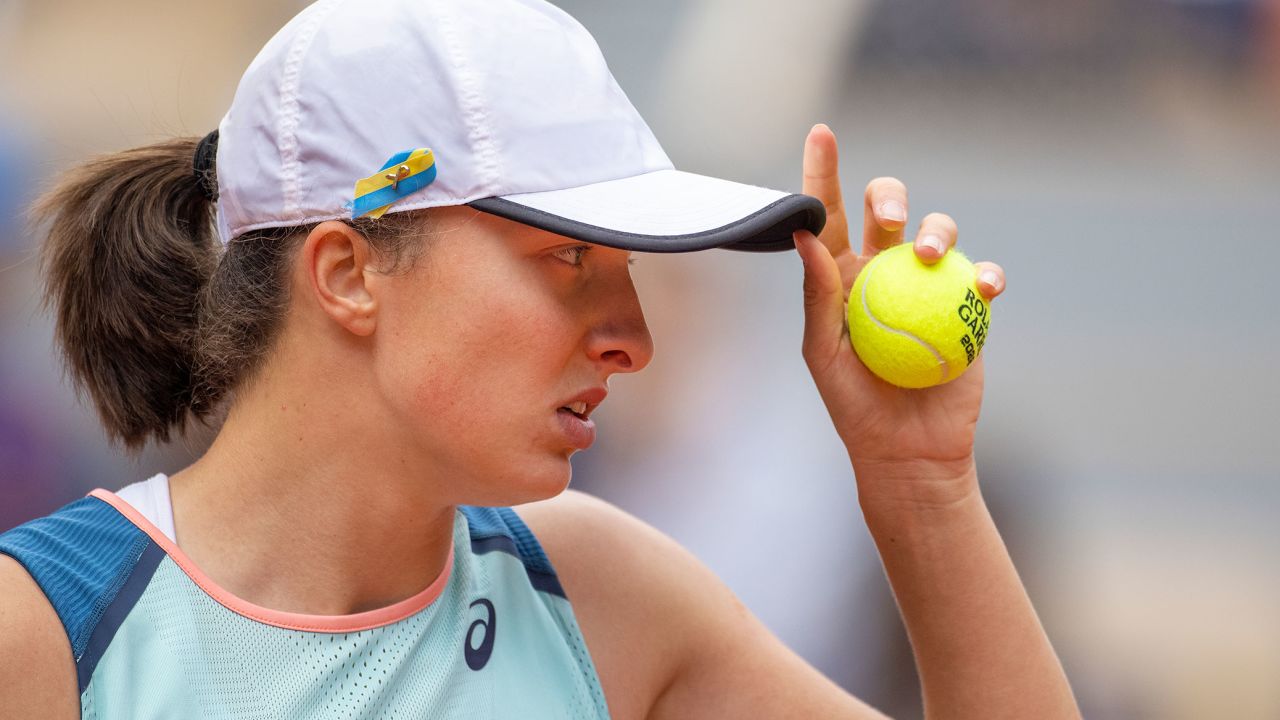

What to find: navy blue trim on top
left=0, top=496, right=153, bottom=661
left=459, top=506, right=566, bottom=599
left=469, top=193, right=826, bottom=253
left=76, top=541, right=165, bottom=691
left=469, top=535, right=566, bottom=598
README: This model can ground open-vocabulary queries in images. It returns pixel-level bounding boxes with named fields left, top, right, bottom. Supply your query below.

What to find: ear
left=301, top=221, right=378, bottom=337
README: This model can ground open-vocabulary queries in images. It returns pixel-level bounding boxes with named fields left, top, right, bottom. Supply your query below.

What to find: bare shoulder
left=513, top=490, right=890, bottom=720
left=512, top=489, right=699, bottom=720
left=0, top=555, right=80, bottom=718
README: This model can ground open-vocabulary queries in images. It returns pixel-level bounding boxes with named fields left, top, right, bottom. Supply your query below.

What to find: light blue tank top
left=0, top=483, right=611, bottom=719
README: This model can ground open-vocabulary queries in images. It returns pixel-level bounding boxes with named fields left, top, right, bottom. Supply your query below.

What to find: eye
left=553, top=245, right=591, bottom=267
left=551, top=245, right=639, bottom=268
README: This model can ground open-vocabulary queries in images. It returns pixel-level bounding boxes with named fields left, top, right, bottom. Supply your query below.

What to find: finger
left=973, top=261, right=1006, bottom=300
left=862, top=177, right=908, bottom=257
left=794, top=229, right=846, bottom=371
left=801, top=124, right=851, bottom=258
left=912, top=212, right=958, bottom=265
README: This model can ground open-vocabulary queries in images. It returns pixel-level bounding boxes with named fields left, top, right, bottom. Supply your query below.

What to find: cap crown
left=215, top=0, right=672, bottom=243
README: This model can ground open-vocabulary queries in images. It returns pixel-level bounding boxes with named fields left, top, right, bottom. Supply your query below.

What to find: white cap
left=212, top=0, right=825, bottom=252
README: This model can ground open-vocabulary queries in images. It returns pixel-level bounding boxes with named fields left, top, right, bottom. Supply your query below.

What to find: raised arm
left=793, top=123, right=1080, bottom=718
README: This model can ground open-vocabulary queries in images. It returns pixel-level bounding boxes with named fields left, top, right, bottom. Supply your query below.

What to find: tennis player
left=0, top=0, right=1080, bottom=717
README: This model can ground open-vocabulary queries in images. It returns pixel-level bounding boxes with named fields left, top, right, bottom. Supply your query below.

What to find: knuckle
left=800, top=339, right=815, bottom=361
left=802, top=279, right=822, bottom=307
left=801, top=341, right=836, bottom=376
left=799, top=339, right=821, bottom=366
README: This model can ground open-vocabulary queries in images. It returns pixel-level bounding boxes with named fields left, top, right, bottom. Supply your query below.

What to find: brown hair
left=32, top=137, right=428, bottom=452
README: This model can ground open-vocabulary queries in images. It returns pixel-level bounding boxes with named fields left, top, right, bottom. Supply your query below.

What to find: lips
left=554, top=386, right=606, bottom=450
left=556, top=406, right=597, bottom=449
left=557, top=386, right=608, bottom=419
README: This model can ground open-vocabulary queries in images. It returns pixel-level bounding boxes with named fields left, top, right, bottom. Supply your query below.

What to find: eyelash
left=554, top=245, right=639, bottom=268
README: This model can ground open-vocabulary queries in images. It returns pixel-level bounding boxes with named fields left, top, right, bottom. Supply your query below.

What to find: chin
left=469, top=454, right=572, bottom=507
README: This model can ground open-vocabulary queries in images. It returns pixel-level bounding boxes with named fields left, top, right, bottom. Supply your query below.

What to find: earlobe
left=303, top=221, right=378, bottom=337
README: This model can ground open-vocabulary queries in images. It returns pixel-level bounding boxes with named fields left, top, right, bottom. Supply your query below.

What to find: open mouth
left=558, top=407, right=588, bottom=421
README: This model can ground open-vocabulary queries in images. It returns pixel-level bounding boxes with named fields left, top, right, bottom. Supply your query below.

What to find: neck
left=168, top=359, right=455, bottom=617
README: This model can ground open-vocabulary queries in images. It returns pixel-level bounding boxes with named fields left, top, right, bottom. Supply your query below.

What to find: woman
left=0, top=0, right=1079, bottom=717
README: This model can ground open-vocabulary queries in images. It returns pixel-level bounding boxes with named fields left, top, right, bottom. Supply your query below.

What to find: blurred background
left=2, top=0, right=1278, bottom=717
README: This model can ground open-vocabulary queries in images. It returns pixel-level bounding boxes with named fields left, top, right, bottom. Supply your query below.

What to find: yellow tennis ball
left=847, top=243, right=991, bottom=389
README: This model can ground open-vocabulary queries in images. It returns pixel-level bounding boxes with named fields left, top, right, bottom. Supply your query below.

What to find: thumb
left=794, top=229, right=847, bottom=369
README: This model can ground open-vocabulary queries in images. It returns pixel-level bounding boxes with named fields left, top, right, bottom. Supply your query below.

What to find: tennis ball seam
left=859, top=260, right=949, bottom=386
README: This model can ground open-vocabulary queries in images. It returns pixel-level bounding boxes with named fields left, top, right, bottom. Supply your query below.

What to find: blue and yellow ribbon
left=352, top=148, right=437, bottom=219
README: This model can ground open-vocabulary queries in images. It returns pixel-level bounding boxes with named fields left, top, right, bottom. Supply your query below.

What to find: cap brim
left=468, top=169, right=825, bottom=253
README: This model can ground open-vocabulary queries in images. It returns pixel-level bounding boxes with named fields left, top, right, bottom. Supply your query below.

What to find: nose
left=586, top=273, right=654, bottom=377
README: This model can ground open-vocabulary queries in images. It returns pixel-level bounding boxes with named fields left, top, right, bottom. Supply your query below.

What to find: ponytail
left=33, top=137, right=434, bottom=454
left=33, top=138, right=217, bottom=450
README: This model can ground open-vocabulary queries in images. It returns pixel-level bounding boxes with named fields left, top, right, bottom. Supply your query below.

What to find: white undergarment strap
left=114, top=473, right=176, bottom=543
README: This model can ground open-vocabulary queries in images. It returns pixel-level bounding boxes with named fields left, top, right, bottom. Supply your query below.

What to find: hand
left=793, top=124, right=1006, bottom=497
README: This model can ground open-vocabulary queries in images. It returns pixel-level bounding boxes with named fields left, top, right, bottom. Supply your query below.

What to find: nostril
left=602, top=349, right=631, bottom=369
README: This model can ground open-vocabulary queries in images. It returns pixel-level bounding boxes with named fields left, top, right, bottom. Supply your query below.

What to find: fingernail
left=919, top=234, right=943, bottom=255
left=878, top=201, right=906, bottom=223
left=980, top=270, right=1000, bottom=290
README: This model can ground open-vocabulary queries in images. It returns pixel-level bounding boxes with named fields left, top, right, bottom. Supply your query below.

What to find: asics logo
left=465, top=598, right=496, bottom=670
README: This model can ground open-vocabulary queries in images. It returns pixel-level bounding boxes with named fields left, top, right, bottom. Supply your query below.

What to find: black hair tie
left=192, top=129, right=219, bottom=201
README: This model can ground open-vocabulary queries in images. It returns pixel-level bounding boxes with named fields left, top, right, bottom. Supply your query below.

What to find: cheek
left=373, top=266, right=581, bottom=493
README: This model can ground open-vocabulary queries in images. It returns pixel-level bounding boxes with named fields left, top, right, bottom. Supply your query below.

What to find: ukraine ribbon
left=352, top=147, right=437, bottom=219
